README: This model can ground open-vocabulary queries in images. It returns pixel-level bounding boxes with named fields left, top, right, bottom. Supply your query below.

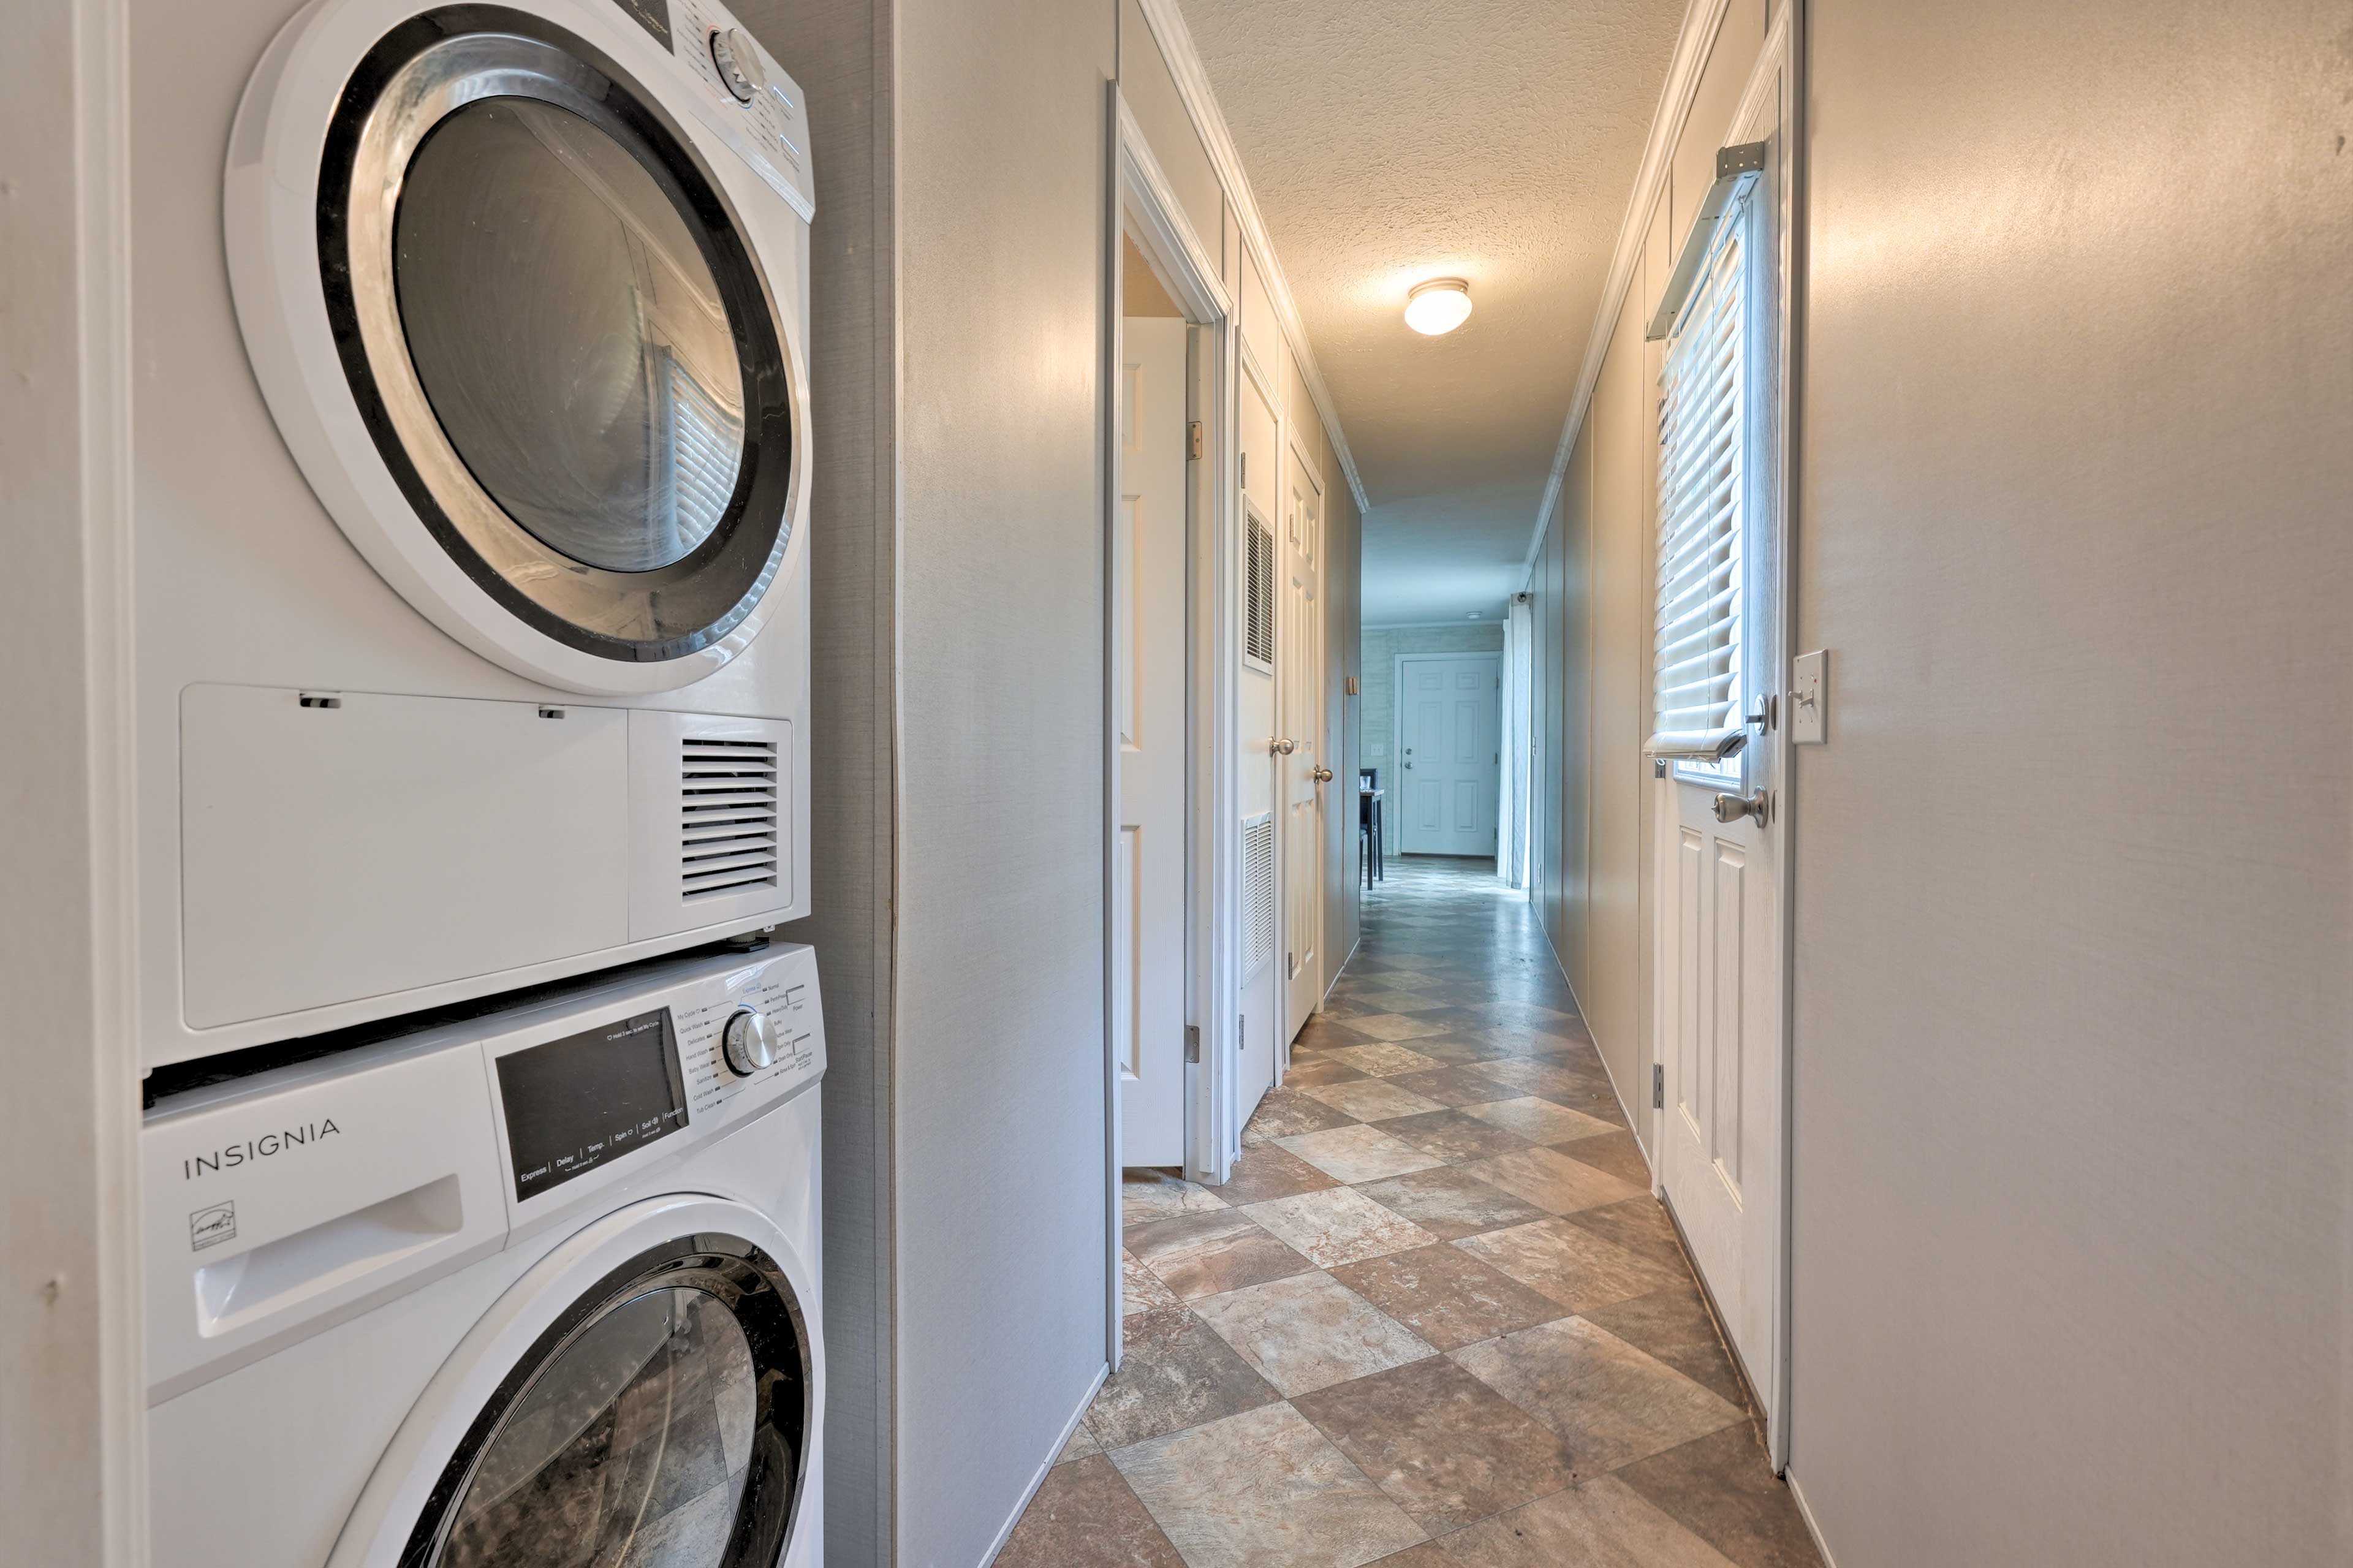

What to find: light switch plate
left=1790, top=650, right=1827, bottom=744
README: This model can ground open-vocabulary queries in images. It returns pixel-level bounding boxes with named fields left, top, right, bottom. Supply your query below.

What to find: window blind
left=1651, top=200, right=1748, bottom=769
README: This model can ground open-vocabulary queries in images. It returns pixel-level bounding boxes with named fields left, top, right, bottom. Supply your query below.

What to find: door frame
left=1643, top=0, right=1802, bottom=1466
left=1390, top=650, right=1502, bottom=858
left=1104, top=86, right=1237, bottom=1363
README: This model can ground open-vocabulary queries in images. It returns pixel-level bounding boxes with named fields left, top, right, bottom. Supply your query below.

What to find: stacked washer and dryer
left=133, top=1, right=825, bottom=1563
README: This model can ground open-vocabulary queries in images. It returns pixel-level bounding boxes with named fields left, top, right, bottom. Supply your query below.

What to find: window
left=1652, top=190, right=1751, bottom=786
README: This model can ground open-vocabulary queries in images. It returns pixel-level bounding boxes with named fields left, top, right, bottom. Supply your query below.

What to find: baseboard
left=975, top=1363, right=1108, bottom=1567
left=1785, top=1466, right=1838, bottom=1568
left=1320, top=934, right=1360, bottom=1008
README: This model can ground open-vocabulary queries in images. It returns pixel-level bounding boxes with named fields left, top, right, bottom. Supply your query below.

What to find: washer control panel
left=140, top=942, right=824, bottom=1403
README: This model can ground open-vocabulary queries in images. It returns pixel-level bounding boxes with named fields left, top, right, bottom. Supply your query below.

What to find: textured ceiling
left=1180, top=0, right=1684, bottom=624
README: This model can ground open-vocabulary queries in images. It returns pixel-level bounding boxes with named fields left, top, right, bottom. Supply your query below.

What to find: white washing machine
left=134, top=0, right=818, bottom=1069
left=143, top=944, right=825, bottom=1567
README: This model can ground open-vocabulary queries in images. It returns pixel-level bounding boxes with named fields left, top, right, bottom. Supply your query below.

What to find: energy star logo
left=189, top=1202, right=237, bottom=1252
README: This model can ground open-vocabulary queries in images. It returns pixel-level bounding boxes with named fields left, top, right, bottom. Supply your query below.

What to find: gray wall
left=743, top=0, right=900, bottom=1561
left=1360, top=623, right=1504, bottom=798
left=1789, top=2, right=2352, bottom=1562
left=894, top=2, right=1117, bottom=1566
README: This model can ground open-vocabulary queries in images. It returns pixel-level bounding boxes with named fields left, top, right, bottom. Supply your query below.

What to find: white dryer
left=143, top=944, right=825, bottom=1567
left=134, top=0, right=818, bottom=1068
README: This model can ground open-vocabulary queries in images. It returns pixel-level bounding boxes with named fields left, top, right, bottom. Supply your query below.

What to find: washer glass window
left=406, top=1238, right=811, bottom=1568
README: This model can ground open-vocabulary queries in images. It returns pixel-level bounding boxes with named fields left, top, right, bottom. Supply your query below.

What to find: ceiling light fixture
left=1404, top=278, right=1472, bottom=336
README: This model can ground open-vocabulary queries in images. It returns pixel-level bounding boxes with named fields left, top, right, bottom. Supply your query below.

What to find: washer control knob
left=710, top=28, right=765, bottom=103
left=722, top=1008, right=776, bottom=1076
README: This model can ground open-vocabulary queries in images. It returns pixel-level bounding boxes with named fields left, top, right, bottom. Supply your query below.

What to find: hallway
left=1001, top=858, right=1819, bottom=1567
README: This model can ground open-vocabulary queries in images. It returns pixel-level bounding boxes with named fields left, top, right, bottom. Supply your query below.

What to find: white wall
left=1789, top=1, right=2353, bottom=1561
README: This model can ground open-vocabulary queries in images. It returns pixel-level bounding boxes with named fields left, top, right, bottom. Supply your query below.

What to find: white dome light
left=1404, top=278, right=1472, bottom=335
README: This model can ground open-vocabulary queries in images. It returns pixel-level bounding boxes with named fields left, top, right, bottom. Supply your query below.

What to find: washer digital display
left=496, top=1007, right=690, bottom=1200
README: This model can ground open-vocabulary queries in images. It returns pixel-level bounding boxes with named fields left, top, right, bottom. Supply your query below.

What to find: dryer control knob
left=722, top=1008, right=776, bottom=1076
left=710, top=28, right=765, bottom=103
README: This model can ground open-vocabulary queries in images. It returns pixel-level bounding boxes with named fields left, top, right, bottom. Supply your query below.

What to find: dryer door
left=232, top=4, right=807, bottom=693
left=333, top=1199, right=819, bottom=1568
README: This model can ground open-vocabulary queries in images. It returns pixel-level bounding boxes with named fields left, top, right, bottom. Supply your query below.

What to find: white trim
left=1520, top=0, right=1737, bottom=585
left=1388, top=650, right=1501, bottom=858
left=1110, top=88, right=1243, bottom=1196
left=1786, top=1467, right=1840, bottom=1567
left=1363, top=619, right=1507, bottom=633
left=977, top=1363, right=1109, bottom=1568
left=1133, top=0, right=1369, bottom=517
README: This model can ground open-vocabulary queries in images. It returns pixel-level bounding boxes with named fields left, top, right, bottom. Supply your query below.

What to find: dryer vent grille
left=681, top=737, right=781, bottom=901
left=1243, top=812, right=1276, bottom=978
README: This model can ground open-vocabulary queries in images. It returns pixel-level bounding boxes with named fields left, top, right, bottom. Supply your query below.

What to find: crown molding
left=1133, top=0, right=1371, bottom=517
left=1519, top=0, right=1735, bottom=587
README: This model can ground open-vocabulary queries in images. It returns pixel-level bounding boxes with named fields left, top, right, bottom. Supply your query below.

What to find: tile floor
left=998, top=856, right=1821, bottom=1568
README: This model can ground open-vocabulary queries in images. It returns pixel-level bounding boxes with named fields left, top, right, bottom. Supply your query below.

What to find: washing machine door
left=230, top=2, right=808, bottom=694
left=333, top=1197, right=819, bottom=1568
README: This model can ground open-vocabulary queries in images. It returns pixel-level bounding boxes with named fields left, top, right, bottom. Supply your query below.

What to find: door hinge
left=1184, top=1024, right=1201, bottom=1064
left=1187, top=420, right=1203, bottom=460
left=1287, top=950, right=1297, bottom=978
left=1240, top=452, right=1248, bottom=488
left=1238, top=1015, right=1246, bottom=1052
left=1652, top=1063, right=1665, bottom=1109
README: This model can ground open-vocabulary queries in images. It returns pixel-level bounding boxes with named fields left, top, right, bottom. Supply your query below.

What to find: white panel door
left=1282, top=450, right=1324, bottom=1041
left=1115, top=317, right=1189, bottom=1167
left=1234, top=366, right=1284, bottom=1126
left=1396, top=653, right=1499, bottom=857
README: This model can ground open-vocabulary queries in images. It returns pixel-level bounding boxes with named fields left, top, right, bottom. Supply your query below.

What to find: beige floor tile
left=1303, top=1078, right=1449, bottom=1123
left=1434, top=1475, right=1737, bottom=1566
left=1122, top=1168, right=1230, bottom=1225
left=1086, top=1307, right=1282, bottom=1450
left=1346, top=1013, right=1453, bottom=1043
left=1452, top=1317, right=1743, bottom=1474
left=1278, top=1124, right=1449, bottom=1184
left=1293, top=1355, right=1577, bottom=1534
left=1376, top=1108, right=1534, bottom=1164
left=1328, top=1243, right=1567, bottom=1352
left=1192, top=1271, right=1436, bottom=1396
left=1123, top=1249, right=1184, bottom=1317
left=1458, top=1095, right=1620, bottom=1146
left=1245, top=1186, right=1442, bottom=1268
left=1243, top=1088, right=1362, bottom=1146
left=996, top=1453, right=1186, bottom=1568
left=1324, top=1042, right=1449, bottom=1077
left=1453, top=1217, right=1686, bottom=1314
left=1613, top=1423, right=1822, bottom=1567
left=1110, top=1402, right=1430, bottom=1568
left=1461, top=1146, right=1645, bottom=1215
left=1354, top=1167, right=1552, bottom=1241
left=1126, top=1209, right=1316, bottom=1301
left=1214, top=1142, right=1344, bottom=1206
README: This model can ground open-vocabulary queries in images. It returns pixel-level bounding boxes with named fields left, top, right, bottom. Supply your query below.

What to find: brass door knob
left=1312, top=766, right=1335, bottom=782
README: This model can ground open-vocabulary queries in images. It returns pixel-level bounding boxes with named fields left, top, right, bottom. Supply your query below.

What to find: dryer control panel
left=606, top=0, right=816, bottom=221
left=140, top=944, right=824, bottom=1405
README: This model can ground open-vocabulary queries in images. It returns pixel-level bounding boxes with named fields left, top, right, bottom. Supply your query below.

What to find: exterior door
left=1397, top=654, right=1499, bottom=857
left=1652, top=176, right=1783, bottom=1413
left=1281, top=450, right=1325, bottom=1040
left=1115, top=317, right=1189, bottom=1167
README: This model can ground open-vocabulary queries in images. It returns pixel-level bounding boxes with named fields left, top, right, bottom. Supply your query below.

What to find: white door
left=1652, top=180, right=1783, bottom=1409
left=1396, top=654, right=1499, bottom=857
left=1115, top=317, right=1189, bottom=1167
left=1281, top=450, right=1324, bottom=1041
left=1235, top=365, right=1284, bottom=1128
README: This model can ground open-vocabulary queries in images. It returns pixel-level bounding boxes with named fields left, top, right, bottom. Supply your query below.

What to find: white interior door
left=1234, top=366, right=1284, bottom=1127
left=1652, top=178, right=1783, bottom=1411
left=1115, top=316, right=1189, bottom=1167
left=1281, top=450, right=1324, bottom=1041
left=1396, top=654, right=1499, bottom=857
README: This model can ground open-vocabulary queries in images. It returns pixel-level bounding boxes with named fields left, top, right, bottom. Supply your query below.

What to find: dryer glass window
left=396, top=97, right=746, bottom=575
left=439, top=1286, right=757, bottom=1566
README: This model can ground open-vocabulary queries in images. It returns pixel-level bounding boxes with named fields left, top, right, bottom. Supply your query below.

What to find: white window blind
left=1651, top=199, right=1749, bottom=778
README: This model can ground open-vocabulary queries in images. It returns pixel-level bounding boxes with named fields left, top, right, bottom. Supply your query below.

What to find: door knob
left=1271, top=737, right=1295, bottom=756
left=1312, top=766, right=1334, bottom=782
left=1711, top=788, right=1771, bottom=827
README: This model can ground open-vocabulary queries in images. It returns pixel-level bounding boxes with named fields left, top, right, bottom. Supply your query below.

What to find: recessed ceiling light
left=1466, top=611, right=1480, bottom=619
left=1404, top=278, right=1472, bottom=336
